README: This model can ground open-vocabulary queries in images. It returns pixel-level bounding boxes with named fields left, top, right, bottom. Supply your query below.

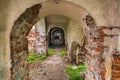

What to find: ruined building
left=0, top=0, right=120, bottom=80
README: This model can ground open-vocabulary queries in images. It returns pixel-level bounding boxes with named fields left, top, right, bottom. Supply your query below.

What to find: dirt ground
left=29, top=49, right=70, bottom=80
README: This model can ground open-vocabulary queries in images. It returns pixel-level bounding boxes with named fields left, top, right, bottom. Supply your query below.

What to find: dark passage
left=49, top=28, right=65, bottom=48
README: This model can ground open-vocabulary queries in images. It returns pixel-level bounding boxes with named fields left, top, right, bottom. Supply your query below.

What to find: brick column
left=84, top=15, right=105, bottom=80
left=10, top=4, right=41, bottom=80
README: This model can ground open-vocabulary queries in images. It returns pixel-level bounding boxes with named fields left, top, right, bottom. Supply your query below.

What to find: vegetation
left=27, top=51, right=47, bottom=64
left=60, top=49, right=67, bottom=56
left=66, top=62, right=86, bottom=80
left=48, top=48, right=55, bottom=55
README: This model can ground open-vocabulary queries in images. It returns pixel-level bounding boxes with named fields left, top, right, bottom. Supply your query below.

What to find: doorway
left=49, top=28, right=65, bottom=48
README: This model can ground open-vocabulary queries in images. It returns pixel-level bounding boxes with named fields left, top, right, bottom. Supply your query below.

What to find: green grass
left=66, top=62, right=85, bottom=80
left=48, top=48, right=55, bottom=55
left=27, top=51, right=47, bottom=64
left=60, top=49, right=67, bottom=56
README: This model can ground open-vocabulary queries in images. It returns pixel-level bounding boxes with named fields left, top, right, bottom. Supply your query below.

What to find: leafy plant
left=66, top=62, right=85, bottom=80
left=27, top=51, right=47, bottom=64
left=60, top=49, right=67, bottom=56
left=48, top=48, right=55, bottom=55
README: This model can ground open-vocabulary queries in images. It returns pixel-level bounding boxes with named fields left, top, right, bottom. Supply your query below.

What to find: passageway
left=3, top=1, right=119, bottom=80
left=26, top=14, right=120, bottom=80
left=49, top=28, right=65, bottom=48
left=27, top=15, right=86, bottom=80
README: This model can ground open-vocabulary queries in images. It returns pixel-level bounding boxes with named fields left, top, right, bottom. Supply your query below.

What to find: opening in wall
left=49, top=27, right=65, bottom=48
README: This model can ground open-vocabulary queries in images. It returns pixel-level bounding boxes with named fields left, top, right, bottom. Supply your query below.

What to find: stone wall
left=67, top=19, right=84, bottom=48
left=66, top=19, right=85, bottom=63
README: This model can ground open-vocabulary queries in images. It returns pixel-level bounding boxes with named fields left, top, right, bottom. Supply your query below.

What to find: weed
left=66, top=62, right=85, bottom=80
left=27, top=51, right=47, bottom=64
left=60, top=49, right=67, bottom=56
left=48, top=48, right=55, bottom=55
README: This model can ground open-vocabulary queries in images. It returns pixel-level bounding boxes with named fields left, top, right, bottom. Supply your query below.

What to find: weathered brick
left=10, top=4, right=41, bottom=80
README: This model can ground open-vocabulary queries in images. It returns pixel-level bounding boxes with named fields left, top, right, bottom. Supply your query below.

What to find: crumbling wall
left=0, top=0, right=120, bottom=80
left=112, top=50, right=120, bottom=80
left=10, top=4, right=41, bottom=80
left=84, top=22, right=120, bottom=80
left=27, top=18, right=46, bottom=55
left=103, top=26, right=120, bottom=80
left=84, top=15, right=105, bottom=80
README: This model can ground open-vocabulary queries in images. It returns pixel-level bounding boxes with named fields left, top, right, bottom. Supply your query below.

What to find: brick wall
left=10, top=4, right=41, bottom=80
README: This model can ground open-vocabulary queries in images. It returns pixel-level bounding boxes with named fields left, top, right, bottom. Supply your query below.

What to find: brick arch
left=10, top=4, right=41, bottom=80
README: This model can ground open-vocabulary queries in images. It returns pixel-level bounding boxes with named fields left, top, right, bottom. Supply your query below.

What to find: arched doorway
left=49, top=28, right=65, bottom=48
left=10, top=1, right=105, bottom=80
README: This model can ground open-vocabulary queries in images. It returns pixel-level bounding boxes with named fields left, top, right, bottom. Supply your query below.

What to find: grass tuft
left=27, top=51, right=47, bottom=64
left=48, top=48, right=55, bottom=55
left=66, top=62, right=85, bottom=80
left=60, top=49, right=67, bottom=56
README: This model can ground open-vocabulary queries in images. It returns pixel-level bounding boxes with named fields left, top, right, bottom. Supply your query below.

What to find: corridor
left=0, top=0, right=120, bottom=80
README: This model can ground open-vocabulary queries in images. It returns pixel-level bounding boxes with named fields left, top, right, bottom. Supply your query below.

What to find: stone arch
left=39, top=0, right=88, bottom=24
left=10, top=1, right=88, bottom=79
left=10, top=1, right=103, bottom=80
left=48, top=27, right=65, bottom=48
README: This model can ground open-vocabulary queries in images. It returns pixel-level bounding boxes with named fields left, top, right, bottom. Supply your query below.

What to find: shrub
left=48, top=48, right=55, bottom=55
left=66, top=62, right=85, bottom=80
left=27, top=51, right=47, bottom=64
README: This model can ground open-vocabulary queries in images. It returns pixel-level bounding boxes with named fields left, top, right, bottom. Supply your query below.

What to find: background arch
left=49, top=27, right=65, bottom=48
